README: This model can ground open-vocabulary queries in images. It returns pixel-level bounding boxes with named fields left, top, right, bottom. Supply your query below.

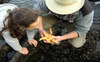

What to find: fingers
left=24, top=48, right=29, bottom=54
left=53, top=36, right=57, bottom=40
left=28, top=39, right=38, bottom=47
left=40, top=33, right=44, bottom=38
left=19, top=47, right=29, bottom=55
left=29, top=41, right=32, bottom=45
left=32, top=40, right=37, bottom=47
left=44, top=40, right=47, bottom=43
left=22, top=51, right=29, bottom=55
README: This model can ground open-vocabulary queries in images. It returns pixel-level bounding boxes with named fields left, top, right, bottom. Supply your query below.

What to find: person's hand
left=38, top=29, right=46, bottom=37
left=53, top=36, right=63, bottom=42
left=19, top=47, right=29, bottom=55
left=38, top=29, right=47, bottom=43
left=28, top=39, right=38, bottom=47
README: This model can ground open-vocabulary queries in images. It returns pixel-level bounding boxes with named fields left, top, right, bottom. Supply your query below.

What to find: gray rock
left=0, top=0, right=10, bottom=4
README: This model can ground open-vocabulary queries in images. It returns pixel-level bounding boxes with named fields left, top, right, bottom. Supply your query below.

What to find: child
left=0, top=4, right=45, bottom=55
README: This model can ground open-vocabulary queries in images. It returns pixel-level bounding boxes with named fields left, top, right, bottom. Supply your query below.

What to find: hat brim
left=45, top=0, right=85, bottom=14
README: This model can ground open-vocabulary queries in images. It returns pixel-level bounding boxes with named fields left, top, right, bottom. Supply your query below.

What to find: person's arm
left=38, top=16, right=46, bottom=37
left=54, top=31, right=78, bottom=42
left=26, top=16, right=44, bottom=40
left=37, top=16, right=48, bottom=43
left=60, top=31, right=78, bottom=40
left=26, top=29, right=38, bottom=47
left=54, top=11, right=94, bottom=42
left=2, top=30, right=22, bottom=51
left=2, top=30, right=28, bottom=54
left=62, top=11, right=94, bottom=39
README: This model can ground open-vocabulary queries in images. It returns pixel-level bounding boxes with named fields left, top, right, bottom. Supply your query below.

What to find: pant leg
left=68, top=34, right=86, bottom=48
left=64, top=23, right=86, bottom=48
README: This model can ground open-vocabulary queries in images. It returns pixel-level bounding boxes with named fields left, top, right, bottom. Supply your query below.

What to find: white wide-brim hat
left=45, top=0, right=85, bottom=14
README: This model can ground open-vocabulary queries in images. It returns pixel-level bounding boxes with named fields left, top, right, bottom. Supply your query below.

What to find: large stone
left=0, top=34, right=28, bottom=62
left=89, top=0, right=100, bottom=1
left=8, top=14, right=100, bottom=62
left=0, top=0, right=10, bottom=4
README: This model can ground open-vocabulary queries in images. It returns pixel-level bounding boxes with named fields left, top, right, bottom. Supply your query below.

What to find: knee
left=71, top=44, right=83, bottom=48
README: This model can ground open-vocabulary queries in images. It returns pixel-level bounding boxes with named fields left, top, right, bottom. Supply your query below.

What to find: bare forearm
left=38, top=16, right=43, bottom=30
left=61, top=31, right=78, bottom=40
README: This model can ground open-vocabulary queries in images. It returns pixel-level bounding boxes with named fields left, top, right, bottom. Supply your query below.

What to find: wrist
left=38, top=29, right=45, bottom=33
left=19, top=47, right=23, bottom=52
left=38, top=28, right=43, bottom=30
left=60, top=35, right=68, bottom=41
left=17, top=46, right=23, bottom=52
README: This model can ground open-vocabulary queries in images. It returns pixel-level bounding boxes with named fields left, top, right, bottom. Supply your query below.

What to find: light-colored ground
left=42, top=14, right=57, bottom=33
left=42, top=13, right=75, bottom=33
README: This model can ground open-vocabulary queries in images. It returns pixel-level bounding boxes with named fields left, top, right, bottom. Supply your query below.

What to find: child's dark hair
left=0, top=8, right=40, bottom=39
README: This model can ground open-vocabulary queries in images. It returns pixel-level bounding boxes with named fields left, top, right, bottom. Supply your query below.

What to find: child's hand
left=19, top=47, right=29, bottom=55
left=53, top=36, right=62, bottom=42
left=28, top=39, right=38, bottom=47
left=38, top=29, right=47, bottom=43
